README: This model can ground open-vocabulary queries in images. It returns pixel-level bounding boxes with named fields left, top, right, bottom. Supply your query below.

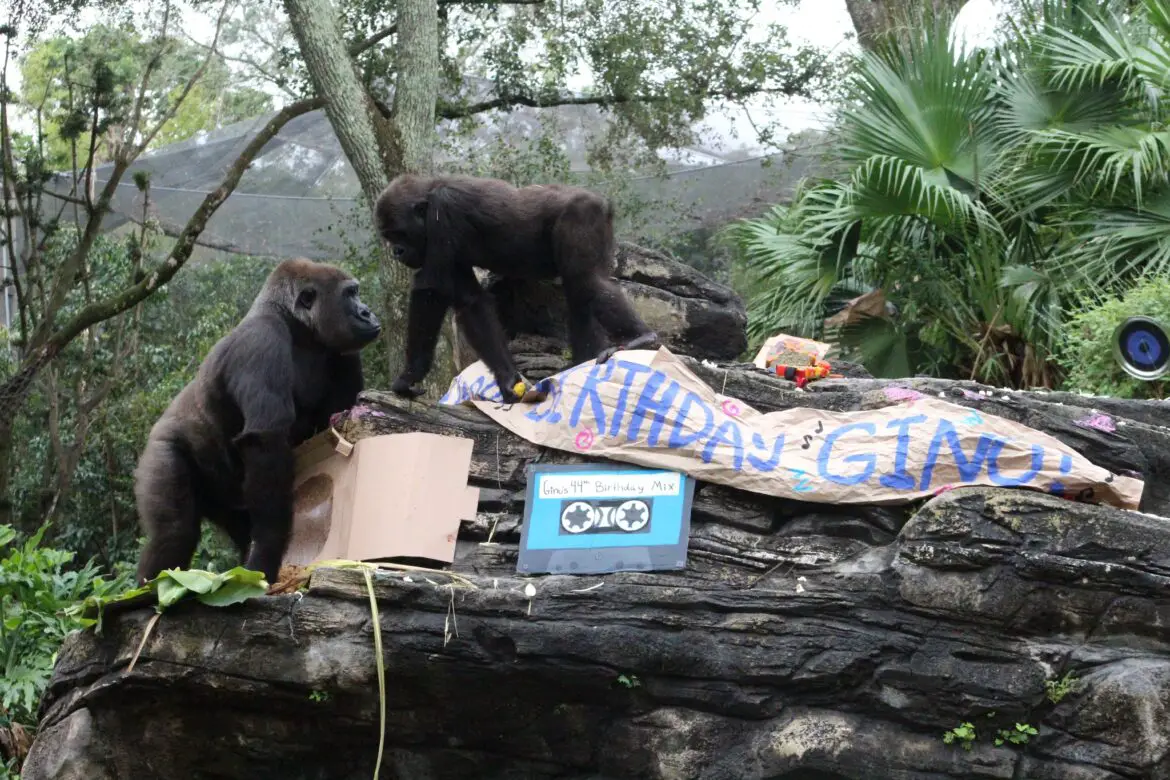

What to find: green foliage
left=18, top=22, right=273, bottom=168
left=942, top=721, right=977, bottom=751
left=0, top=524, right=135, bottom=726
left=1045, top=671, right=1081, bottom=704
left=726, top=0, right=1170, bottom=390
left=995, top=722, right=1038, bottom=747
left=66, top=566, right=269, bottom=626
left=1058, top=276, right=1170, bottom=399
left=616, top=674, right=641, bottom=688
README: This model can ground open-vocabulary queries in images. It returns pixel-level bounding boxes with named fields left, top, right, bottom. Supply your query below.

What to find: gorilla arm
left=391, top=184, right=525, bottom=401
left=221, top=319, right=298, bottom=585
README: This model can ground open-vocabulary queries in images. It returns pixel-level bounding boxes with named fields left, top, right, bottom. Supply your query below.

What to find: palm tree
left=727, top=0, right=1170, bottom=389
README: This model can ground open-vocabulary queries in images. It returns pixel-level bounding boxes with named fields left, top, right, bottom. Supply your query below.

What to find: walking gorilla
left=133, top=258, right=381, bottom=585
left=373, top=174, right=658, bottom=402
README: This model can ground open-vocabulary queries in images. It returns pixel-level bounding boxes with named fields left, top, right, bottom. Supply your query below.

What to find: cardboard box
left=285, top=430, right=479, bottom=567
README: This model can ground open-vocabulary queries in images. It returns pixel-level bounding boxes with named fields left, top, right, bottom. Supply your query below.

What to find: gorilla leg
left=210, top=508, right=253, bottom=562
left=134, top=438, right=201, bottom=584
left=392, top=283, right=450, bottom=398
left=552, top=195, right=657, bottom=365
left=455, top=290, right=524, bottom=401
left=235, top=431, right=295, bottom=584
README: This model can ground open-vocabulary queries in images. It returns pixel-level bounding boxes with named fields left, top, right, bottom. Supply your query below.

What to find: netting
left=34, top=100, right=827, bottom=263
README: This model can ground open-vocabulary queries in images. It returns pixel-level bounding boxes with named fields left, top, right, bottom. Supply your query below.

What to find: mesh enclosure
left=35, top=100, right=827, bottom=263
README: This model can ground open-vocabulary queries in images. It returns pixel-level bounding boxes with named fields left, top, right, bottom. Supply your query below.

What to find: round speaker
left=1112, top=316, right=1170, bottom=381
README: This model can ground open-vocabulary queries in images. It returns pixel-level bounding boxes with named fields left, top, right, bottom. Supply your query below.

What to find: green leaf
left=216, top=567, right=268, bottom=588
left=156, top=578, right=189, bottom=609
left=162, top=569, right=218, bottom=594
left=197, top=578, right=268, bottom=608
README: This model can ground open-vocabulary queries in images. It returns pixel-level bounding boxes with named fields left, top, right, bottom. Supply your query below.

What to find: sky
left=4, top=0, right=1003, bottom=156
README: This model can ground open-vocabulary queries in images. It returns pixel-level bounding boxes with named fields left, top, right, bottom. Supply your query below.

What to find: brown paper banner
left=439, top=348, right=1143, bottom=510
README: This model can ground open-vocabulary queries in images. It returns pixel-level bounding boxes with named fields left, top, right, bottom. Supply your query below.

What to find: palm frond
left=1030, top=126, right=1170, bottom=205
left=1057, top=190, right=1170, bottom=281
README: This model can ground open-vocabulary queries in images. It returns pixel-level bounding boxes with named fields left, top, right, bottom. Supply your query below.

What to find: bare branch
left=43, top=97, right=324, bottom=356
left=135, top=0, right=235, bottom=155
left=219, top=50, right=299, bottom=97
left=432, top=87, right=782, bottom=120
left=40, top=189, right=242, bottom=252
left=125, top=0, right=175, bottom=155
left=348, top=24, right=398, bottom=56
left=346, top=0, right=544, bottom=57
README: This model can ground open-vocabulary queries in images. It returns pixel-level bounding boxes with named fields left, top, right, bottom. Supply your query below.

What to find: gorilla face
left=373, top=176, right=429, bottom=270
left=294, top=275, right=381, bottom=354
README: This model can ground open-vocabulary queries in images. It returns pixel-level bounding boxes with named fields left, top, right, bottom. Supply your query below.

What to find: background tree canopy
left=726, top=0, right=1170, bottom=394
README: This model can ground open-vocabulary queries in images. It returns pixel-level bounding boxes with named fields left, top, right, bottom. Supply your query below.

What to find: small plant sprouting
left=1046, top=672, right=1081, bottom=704
left=617, top=674, right=641, bottom=689
left=942, top=722, right=976, bottom=751
left=995, top=723, right=1038, bottom=747
left=309, top=690, right=331, bottom=703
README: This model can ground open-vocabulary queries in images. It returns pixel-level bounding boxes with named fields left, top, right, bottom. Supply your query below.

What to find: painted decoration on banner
left=439, top=348, right=1144, bottom=510
left=518, top=464, right=695, bottom=575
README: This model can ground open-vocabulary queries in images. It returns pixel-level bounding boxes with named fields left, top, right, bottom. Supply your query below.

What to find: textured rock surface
left=452, top=242, right=751, bottom=369
left=22, top=358, right=1170, bottom=780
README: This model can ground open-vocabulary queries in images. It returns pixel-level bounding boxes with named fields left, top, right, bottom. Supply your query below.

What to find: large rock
left=453, top=242, right=751, bottom=371
left=21, top=363, right=1170, bottom=780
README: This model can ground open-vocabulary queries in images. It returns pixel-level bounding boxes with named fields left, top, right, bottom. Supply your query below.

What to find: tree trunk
left=282, top=0, right=395, bottom=204
left=845, top=0, right=970, bottom=52
left=283, top=0, right=455, bottom=390
left=390, top=0, right=440, bottom=175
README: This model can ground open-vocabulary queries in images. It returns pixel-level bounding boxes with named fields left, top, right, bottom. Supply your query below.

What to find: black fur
left=133, top=258, right=381, bottom=585
left=373, top=174, right=658, bottom=402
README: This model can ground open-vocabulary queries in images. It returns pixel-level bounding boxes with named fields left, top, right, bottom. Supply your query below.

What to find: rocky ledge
left=21, top=352, right=1170, bottom=780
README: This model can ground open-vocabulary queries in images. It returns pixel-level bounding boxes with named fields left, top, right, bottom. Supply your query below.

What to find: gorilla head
left=252, top=258, right=382, bottom=353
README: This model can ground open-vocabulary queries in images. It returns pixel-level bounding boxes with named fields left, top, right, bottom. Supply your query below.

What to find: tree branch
left=135, top=0, right=235, bottom=155
left=2, top=97, right=324, bottom=410
left=346, top=0, right=544, bottom=57
left=41, top=190, right=244, bottom=252
left=432, top=87, right=781, bottom=120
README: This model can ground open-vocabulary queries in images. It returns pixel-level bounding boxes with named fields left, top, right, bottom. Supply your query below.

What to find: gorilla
left=373, top=174, right=658, bottom=403
left=133, top=258, right=381, bottom=586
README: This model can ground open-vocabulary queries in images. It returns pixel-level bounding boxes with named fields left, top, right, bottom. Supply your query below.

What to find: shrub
left=1058, top=277, right=1170, bottom=400
left=0, top=524, right=134, bottom=726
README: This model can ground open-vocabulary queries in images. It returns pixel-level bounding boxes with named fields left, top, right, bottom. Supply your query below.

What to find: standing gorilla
left=133, top=258, right=381, bottom=586
left=373, top=174, right=658, bottom=402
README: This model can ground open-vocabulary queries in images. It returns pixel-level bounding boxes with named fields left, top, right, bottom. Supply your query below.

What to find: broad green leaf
left=156, top=578, right=190, bottom=609
left=216, top=567, right=268, bottom=588
left=197, top=579, right=268, bottom=608
left=163, top=569, right=218, bottom=594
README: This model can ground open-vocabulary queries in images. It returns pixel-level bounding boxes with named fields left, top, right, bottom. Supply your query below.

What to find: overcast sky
left=5, top=0, right=1002, bottom=155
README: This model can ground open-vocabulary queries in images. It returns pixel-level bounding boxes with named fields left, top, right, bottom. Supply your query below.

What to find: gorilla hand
left=391, top=374, right=426, bottom=399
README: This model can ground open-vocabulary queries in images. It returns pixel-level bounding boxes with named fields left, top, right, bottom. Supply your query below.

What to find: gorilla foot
left=391, top=375, right=426, bottom=400
left=595, top=332, right=660, bottom=364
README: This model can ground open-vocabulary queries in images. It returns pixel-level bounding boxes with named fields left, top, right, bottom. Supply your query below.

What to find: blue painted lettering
left=701, top=420, right=745, bottom=470
left=919, top=419, right=998, bottom=490
left=986, top=439, right=1044, bottom=487
left=569, top=361, right=617, bottom=430
left=666, top=391, right=714, bottom=449
left=608, top=361, right=655, bottom=437
left=880, top=414, right=928, bottom=490
left=626, top=371, right=680, bottom=445
left=817, top=422, right=877, bottom=485
left=747, top=432, right=785, bottom=472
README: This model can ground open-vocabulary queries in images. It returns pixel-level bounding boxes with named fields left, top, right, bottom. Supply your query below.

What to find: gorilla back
left=133, top=258, right=381, bottom=585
